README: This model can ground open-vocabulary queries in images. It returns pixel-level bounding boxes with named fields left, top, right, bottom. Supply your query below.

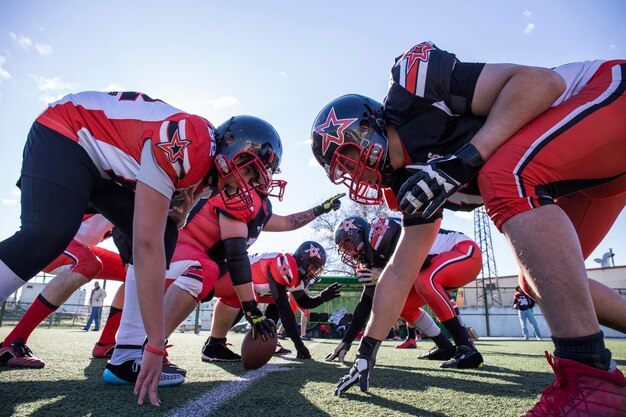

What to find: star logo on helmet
left=156, top=129, right=191, bottom=163
left=370, top=218, right=390, bottom=239
left=339, top=219, right=357, bottom=232
left=305, top=244, right=322, bottom=259
left=402, top=42, right=435, bottom=72
left=314, top=107, right=358, bottom=155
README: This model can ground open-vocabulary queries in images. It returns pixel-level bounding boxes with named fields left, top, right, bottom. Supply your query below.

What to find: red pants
left=43, top=240, right=126, bottom=281
left=400, top=240, right=482, bottom=322
left=479, top=60, right=626, bottom=239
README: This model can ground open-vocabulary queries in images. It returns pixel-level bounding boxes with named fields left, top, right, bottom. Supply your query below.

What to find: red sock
left=97, top=307, right=122, bottom=345
left=3, top=294, right=58, bottom=345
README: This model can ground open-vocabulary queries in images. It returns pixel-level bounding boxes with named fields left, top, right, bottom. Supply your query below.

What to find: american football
left=241, top=328, right=278, bottom=370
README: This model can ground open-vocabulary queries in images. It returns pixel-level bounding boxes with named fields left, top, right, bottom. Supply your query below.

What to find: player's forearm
left=135, top=243, right=166, bottom=348
left=264, top=209, right=317, bottom=232
left=233, top=283, right=256, bottom=303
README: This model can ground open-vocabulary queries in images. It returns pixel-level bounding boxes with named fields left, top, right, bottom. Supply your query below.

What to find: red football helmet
left=311, top=94, right=391, bottom=205
left=212, top=116, right=285, bottom=210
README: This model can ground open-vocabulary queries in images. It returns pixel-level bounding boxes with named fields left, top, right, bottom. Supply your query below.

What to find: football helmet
left=333, top=216, right=372, bottom=268
left=311, top=94, right=393, bottom=205
left=212, top=115, right=285, bottom=210
left=293, top=241, right=327, bottom=287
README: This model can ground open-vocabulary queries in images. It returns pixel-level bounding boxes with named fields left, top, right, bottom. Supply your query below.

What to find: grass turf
left=1, top=327, right=625, bottom=417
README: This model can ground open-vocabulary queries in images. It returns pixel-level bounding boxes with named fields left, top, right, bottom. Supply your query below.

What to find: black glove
left=242, top=300, right=276, bottom=341
left=398, top=143, right=484, bottom=219
left=320, top=283, right=342, bottom=302
left=296, top=345, right=311, bottom=359
left=312, top=193, right=346, bottom=216
left=335, top=353, right=375, bottom=396
left=325, top=341, right=350, bottom=363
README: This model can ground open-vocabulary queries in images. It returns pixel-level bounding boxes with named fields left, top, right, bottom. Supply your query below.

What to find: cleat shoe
left=0, top=338, right=45, bottom=368
left=396, top=339, right=417, bottom=349
left=301, top=335, right=312, bottom=341
left=92, top=342, right=115, bottom=359
left=418, top=345, right=456, bottom=361
left=523, top=353, right=626, bottom=417
left=201, top=341, right=241, bottom=362
left=162, top=355, right=186, bottom=376
left=275, top=342, right=292, bottom=355
left=103, top=359, right=184, bottom=386
left=440, top=345, right=484, bottom=369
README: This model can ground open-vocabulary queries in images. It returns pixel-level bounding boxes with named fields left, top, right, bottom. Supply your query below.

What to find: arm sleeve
left=224, top=237, right=252, bottom=286
left=342, top=286, right=374, bottom=345
left=268, top=270, right=305, bottom=349
left=291, top=289, right=325, bottom=310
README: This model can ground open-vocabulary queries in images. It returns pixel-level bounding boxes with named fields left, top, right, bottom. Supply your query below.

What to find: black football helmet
left=212, top=115, right=286, bottom=210
left=293, top=241, right=327, bottom=288
left=333, top=216, right=373, bottom=268
left=311, top=94, right=392, bottom=205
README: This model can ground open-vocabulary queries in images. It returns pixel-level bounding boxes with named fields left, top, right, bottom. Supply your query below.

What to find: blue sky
left=1, top=0, right=625, bottom=300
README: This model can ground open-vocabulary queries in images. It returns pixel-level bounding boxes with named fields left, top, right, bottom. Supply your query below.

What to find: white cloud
left=206, top=96, right=239, bottom=109
left=522, top=9, right=532, bottom=18
left=35, top=43, right=53, bottom=56
left=29, top=75, right=78, bottom=91
left=104, top=82, right=126, bottom=91
left=279, top=71, right=288, bottom=78
left=523, top=23, right=536, bottom=35
left=9, top=32, right=32, bottom=49
left=609, top=44, right=617, bottom=50
left=0, top=56, right=11, bottom=81
left=454, top=211, right=474, bottom=220
left=1, top=199, right=17, bottom=206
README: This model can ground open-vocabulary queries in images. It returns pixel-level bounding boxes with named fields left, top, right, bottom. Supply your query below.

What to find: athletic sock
left=407, top=326, right=417, bottom=341
left=3, top=294, right=58, bottom=345
left=441, top=316, right=473, bottom=348
left=97, top=307, right=122, bottom=345
left=432, top=333, right=455, bottom=352
left=553, top=331, right=612, bottom=371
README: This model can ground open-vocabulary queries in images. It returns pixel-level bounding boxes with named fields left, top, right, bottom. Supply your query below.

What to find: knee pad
left=75, top=254, right=104, bottom=280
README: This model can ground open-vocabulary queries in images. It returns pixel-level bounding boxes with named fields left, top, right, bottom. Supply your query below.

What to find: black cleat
left=274, top=342, right=292, bottom=355
left=201, top=342, right=241, bottom=362
left=103, top=359, right=184, bottom=386
left=417, top=346, right=456, bottom=361
left=440, top=345, right=484, bottom=369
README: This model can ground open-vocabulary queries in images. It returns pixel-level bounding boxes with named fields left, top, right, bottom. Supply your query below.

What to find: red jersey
left=249, top=252, right=303, bottom=298
left=177, top=191, right=272, bottom=259
left=36, top=91, right=216, bottom=198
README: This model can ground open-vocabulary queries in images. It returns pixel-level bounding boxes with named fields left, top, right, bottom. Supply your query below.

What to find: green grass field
left=1, top=328, right=625, bottom=417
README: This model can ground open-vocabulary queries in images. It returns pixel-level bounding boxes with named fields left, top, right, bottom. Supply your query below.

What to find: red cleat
left=0, top=338, right=45, bottom=368
left=524, top=352, right=626, bottom=417
left=92, top=342, right=115, bottom=358
left=396, top=339, right=417, bottom=349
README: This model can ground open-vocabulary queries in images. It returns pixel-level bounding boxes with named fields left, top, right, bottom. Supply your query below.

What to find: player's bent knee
left=76, top=258, right=104, bottom=280
left=172, top=275, right=203, bottom=300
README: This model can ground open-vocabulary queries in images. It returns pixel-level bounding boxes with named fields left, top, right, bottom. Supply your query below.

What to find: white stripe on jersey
left=415, top=59, right=428, bottom=97
left=158, top=121, right=183, bottom=178
left=51, top=91, right=183, bottom=121
left=249, top=252, right=280, bottom=263
left=179, top=119, right=191, bottom=174
left=276, top=255, right=293, bottom=284
left=77, top=127, right=139, bottom=180
left=136, top=140, right=176, bottom=198
left=74, top=214, right=113, bottom=247
left=429, top=231, right=471, bottom=255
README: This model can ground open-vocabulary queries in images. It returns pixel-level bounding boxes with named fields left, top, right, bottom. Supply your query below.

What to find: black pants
left=0, top=122, right=177, bottom=281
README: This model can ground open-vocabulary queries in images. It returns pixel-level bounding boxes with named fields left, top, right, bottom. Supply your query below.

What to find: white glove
left=356, top=267, right=382, bottom=286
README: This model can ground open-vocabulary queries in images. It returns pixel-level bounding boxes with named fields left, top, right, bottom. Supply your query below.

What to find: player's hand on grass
left=135, top=349, right=163, bottom=407
left=335, top=353, right=374, bottom=396
left=296, top=344, right=312, bottom=359
left=325, top=341, right=349, bottom=363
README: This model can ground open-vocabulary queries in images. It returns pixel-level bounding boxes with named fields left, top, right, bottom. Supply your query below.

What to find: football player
left=0, top=91, right=220, bottom=406
left=202, top=241, right=340, bottom=361
left=311, top=43, right=626, bottom=415
left=326, top=216, right=483, bottom=371
left=0, top=214, right=127, bottom=368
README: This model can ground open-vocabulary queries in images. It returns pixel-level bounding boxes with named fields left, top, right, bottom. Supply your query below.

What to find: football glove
left=242, top=300, right=276, bottom=341
left=325, top=341, right=350, bottom=363
left=335, top=353, right=375, bottom=396
left=398, top=143, right=484, bottom=219
left=320, top=282, right=342, bottom=302
left=356, top=267, right=382, bottom=286
left=296, top=345, right=312, bottom=359
left=312, top=193, right=346, bottom=216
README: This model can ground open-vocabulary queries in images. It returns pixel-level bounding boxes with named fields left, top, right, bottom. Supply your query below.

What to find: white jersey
left=429, top=229, right=472, bottom=255
left=552, top=60, right=604, bottom=107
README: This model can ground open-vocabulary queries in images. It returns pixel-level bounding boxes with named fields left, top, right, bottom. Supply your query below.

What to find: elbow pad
left=224, top=237, right=252, bottom=286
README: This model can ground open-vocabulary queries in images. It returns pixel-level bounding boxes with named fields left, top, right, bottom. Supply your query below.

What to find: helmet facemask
left=337, top=238, right=365, bottom=268
left=215, top=151, right=273, bottom=210
left=330, top=142, right=386, bottom=205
